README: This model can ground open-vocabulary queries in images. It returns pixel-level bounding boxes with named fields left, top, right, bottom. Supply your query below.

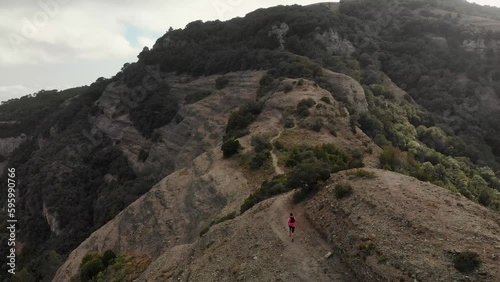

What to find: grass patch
left=346, top=169, right=376, bottom=179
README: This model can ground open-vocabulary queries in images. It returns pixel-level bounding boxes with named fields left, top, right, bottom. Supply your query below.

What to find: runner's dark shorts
left=289, top=226, right=295, bottom=233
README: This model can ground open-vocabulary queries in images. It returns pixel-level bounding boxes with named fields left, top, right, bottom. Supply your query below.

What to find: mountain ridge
left=1, top=1, right=500, bottom=281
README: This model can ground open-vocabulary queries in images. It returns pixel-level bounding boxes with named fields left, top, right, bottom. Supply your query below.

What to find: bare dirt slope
left=306, top=168, right=500, bottom=282
left=138, top=192, right=357, bottom=282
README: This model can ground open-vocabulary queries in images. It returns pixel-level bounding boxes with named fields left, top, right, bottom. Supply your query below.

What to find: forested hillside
left=1, top=0, right=500, bottom=281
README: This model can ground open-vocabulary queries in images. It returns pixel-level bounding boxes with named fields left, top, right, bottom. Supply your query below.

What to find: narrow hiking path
left=270, top=129, right=285, bottom=175
left=266, top=192, right=357, bottom=281
left=270, top=123, right=297, bottom=175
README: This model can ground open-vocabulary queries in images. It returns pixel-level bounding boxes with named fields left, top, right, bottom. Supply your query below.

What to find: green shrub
left=80, top=257, right=105, bottom=282
left=251, top=134, right=272, bottom=153
left=215, top=76, right=229, bottom=89
left=102, top=250, right=117, bottom=267
left=250, top=150, right=271, bottom=169
left=296, top=105, right=310, bottom=117
left=80, top=253, right=101, bottom=268
left=478, top=189, right=492, bottom=207
left=297, top=98, right=316, bottom=108
left=453, top=251, right=481, bottom=273
left=311, top=119, right=322, bottom=132
left=225, top=102, right=263, bottom=139
left=370, top=84, right=394, bottom=99
left=260, top=74, right=274, bottom=86
left=284, top=84, right=294, bottom=93
left=273, top=141, right=285, bottom=151
left=349, top=115, right=358, bottom=134
left=241, top=175, right=288, bottom=213
left=221, top=139, right=242, bottom=158
left=297, top=79, right=305, bottom=86
left=290, top=160, right=332, bottom=203
left=335, top=183, right=353, bottom=199
left=320, top=96, right=331, bottom=104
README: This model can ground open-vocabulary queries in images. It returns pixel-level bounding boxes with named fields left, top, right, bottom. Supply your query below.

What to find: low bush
left=241, top=175, right=288, bottom=213
left=311, top=119, right=323, bottom=132
left=251, top=134, right=272, bottom=153
left=250, top=150, right=271, bottom=170
left=221, top=139, right=242, bottom=158
left=284, top=84, right=294, bottom=93
left=320, top=96, right=331, bottom=104
left=335, top=183, right=353, bottom=199
left=225, top=101, right=263, bottom=139
left=453, top=251, right=481, bottom=273
left=297, top=98, right=316, bottom=108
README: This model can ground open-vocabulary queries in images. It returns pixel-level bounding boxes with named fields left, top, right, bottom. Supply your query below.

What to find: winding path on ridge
left=270, top=123, right=297, bottom=175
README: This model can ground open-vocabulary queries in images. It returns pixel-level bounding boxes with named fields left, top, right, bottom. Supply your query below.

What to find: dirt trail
left=266, top=192, right=356, bottom=281
left=270, top=123, right=297, bottom=175
left=270, top=130, right=285, bottom=175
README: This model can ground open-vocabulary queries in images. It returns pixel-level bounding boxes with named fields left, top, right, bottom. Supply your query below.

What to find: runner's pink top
left=288, top=216, right=296, bottom=227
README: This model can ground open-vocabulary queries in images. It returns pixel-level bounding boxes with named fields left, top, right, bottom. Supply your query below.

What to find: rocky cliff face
left=314, top=29, right=355, bottom=56
left=0, top=135, right=26, bottom=156
left=89, top=70, right=262, bottom=180
left=462, top=38, right=500, bottom=55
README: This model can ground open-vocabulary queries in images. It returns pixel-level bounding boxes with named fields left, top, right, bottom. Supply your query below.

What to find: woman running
left=288, top=213, right=296, bottom=242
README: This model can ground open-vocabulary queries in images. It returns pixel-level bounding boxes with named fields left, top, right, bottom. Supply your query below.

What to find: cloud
left=0, top=85, right=36, bottom=102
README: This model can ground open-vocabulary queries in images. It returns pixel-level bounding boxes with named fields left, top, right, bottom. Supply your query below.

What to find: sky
left=0, top=0, right=499, bottom=102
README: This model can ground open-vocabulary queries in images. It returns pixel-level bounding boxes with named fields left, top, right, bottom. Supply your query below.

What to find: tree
left=221, top=139, right=242, bottom=158
left=80, top=257, right=105, bottom=282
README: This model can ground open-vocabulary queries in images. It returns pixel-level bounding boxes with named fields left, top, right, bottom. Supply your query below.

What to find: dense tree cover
left=0, top=78, right=157, bottom=281
left=129, top=83, right=179, bottom=138
left=363, top=85, right=500, bottom=210
left=339, top=0, right=500, bottom=167
left=0, top=87, right=87, bottom=137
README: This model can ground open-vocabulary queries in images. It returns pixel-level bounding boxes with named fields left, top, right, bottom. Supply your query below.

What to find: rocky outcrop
left=43, top=204, right=61, bottom=236
left=0, top=135, right=27, bottom=156
left=430, top=36, right=448, bottom=48
left=323, top=70, right=369, bottom=113
left=89, top=71, right=263, bottom=180
left=269, top=23, right=290, bottom=50
left=314, top=29, right=355, bottom=56
left=462, top=38, right=500, bottom=54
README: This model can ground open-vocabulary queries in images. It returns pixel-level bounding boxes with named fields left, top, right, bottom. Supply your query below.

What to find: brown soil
left=306, top=168, right=500, bottom=282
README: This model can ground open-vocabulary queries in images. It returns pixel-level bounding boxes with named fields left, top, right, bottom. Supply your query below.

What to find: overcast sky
left=0, top=0, right=499, bottom=102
